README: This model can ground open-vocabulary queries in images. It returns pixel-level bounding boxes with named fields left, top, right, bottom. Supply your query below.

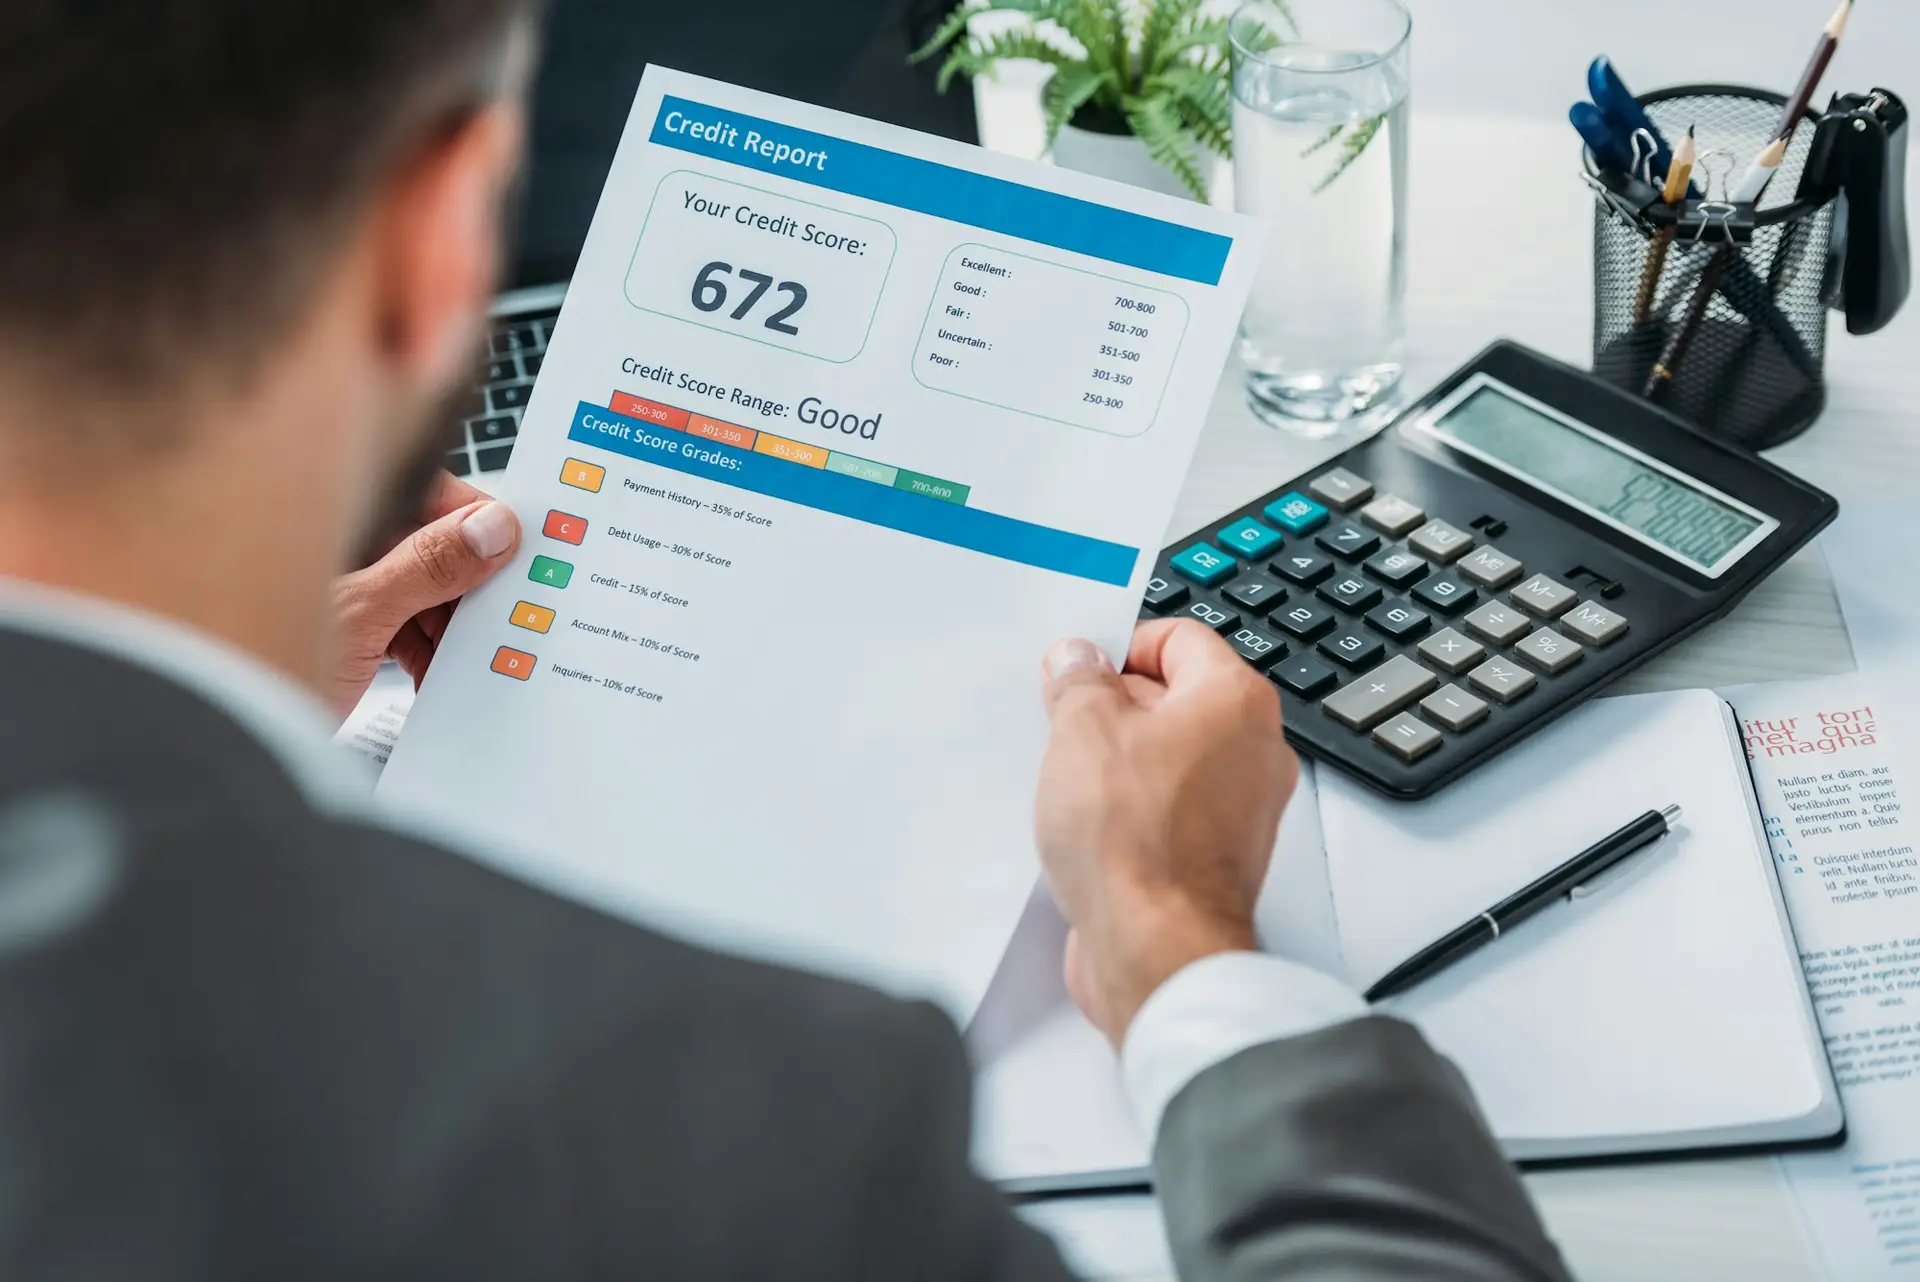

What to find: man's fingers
left=423, top=470, right=491, bottom=521
left=346, top=499, right=519, bottom=634
left=1125, top=618, right=1244, bottom=690
left=1040, top=638, right=1130, bottom=722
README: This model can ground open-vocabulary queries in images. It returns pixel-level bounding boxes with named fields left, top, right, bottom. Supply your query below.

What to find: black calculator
left=1146, top=342, right=1838, bottom=799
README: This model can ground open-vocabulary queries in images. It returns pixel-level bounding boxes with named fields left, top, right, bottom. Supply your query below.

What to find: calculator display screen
left=1422, top=382, right=1775, bottom=576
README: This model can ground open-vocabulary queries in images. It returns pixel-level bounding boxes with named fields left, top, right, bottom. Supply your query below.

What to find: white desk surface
left=973, top=7, right=1920, bottom=1275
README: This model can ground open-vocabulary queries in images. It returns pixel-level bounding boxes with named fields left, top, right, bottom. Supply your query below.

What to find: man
left=0, top=2, right=1572, bottom=1279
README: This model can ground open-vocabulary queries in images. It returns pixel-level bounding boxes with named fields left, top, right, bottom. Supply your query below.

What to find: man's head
left=0, top=0, right=539, bottom=680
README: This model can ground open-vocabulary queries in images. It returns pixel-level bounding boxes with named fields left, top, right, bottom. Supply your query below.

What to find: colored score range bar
left=609, top=392, right=969, bottom=506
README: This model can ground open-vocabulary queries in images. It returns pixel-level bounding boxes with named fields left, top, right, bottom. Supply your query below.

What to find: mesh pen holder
left=1588, top=85, right=1837, bottom=450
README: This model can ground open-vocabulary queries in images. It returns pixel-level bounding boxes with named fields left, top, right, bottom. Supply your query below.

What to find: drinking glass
left=1231, top=0, right=1411, bottom=437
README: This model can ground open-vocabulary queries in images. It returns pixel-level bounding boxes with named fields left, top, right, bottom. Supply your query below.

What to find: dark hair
left=0, top=0, right=537, bottom=391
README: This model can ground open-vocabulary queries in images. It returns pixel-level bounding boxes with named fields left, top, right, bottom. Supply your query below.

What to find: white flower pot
left=1049, top=120, right=1196, bottom=200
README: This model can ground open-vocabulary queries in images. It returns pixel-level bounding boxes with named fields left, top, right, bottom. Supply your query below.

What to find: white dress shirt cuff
left=1120, top=951, right=1368, bottom=1139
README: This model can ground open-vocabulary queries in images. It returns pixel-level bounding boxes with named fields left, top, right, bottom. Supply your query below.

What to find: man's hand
left=328, top=473, right=519, bottom=716
left=1036, top=619, right=1299, bottom=1046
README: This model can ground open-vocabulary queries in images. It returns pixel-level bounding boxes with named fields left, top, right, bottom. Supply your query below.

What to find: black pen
left=1364, top=805, right=1683, bottom=1004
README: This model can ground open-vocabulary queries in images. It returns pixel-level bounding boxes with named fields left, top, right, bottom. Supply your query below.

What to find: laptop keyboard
left=447, top=306, right=559, bottom=477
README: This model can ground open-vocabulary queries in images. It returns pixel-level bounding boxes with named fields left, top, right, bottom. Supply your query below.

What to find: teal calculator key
left=1169, top=542, right=1237, bottom=586
left=1263, top=492, right=1330, bottom=535
left=1217, top=517, right=1283, bottom=559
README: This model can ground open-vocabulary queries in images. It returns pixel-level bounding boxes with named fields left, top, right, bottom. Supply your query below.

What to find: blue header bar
left=649, top=96, right=1233, bottom=286
left=567, top=402, right=1139, bottom=586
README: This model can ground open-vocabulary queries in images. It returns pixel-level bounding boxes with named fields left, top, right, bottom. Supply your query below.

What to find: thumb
left=357, top=500, right=520, bottom=632
left=1040, top=638, right=1128, bottom=722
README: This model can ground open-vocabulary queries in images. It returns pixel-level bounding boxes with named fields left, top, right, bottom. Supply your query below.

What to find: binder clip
left=1800, top=88, right=1911, bottom=335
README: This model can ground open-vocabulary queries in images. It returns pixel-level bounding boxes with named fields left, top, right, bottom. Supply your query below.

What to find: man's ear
left=371, top=103, right=525, bottom=388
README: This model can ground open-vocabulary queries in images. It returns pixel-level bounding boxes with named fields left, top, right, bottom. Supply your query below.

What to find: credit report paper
left=380, top=68, right=1263, bottom=1015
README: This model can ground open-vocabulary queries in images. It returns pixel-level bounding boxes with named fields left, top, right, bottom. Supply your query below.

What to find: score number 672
left=691, top=261, right=808, bottom=336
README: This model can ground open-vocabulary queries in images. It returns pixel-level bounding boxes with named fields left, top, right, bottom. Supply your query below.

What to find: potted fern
left=913, top=0, right=1243, bottom=200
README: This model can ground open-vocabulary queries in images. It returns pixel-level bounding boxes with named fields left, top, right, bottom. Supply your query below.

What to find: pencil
left=1633, top=126, right=1698, bottom=322
left=1644, top=244, right=1734, bottom=399
left=1777, top=0, right=1854, bottom=141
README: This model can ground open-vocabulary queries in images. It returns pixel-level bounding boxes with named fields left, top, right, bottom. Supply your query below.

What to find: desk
left=978, top=49, right=1920, bottom=1282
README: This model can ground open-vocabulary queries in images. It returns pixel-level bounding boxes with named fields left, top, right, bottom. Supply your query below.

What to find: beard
left=350, top=369, right=480, bottom=569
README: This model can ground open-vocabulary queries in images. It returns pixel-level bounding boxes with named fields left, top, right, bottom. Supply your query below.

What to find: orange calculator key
left=509, top=601, right=556, bottom=633
left=490, top=646, right=537, bottom=680
left=544, top=510, right=587, bottom=545
left=559, top=458, right=606, bottom=492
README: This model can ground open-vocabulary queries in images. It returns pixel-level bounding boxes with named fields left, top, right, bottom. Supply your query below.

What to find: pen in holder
left=1587, top=85, right=1836, bottom=449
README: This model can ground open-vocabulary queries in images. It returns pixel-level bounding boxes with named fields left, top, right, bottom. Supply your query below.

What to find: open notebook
left=971, top=688, right=1842, bottom=1190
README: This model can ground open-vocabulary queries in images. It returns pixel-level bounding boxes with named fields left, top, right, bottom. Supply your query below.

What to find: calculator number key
left=1185, top=601, right=1241, bottom=633
left=1271, top=656, right=1339, bottom=698
left=1224, top=576, right=1288, bottom=614
left=1272, top=551, right=1335, bottom=587
left=1412, top=575, right=1478, bottom=615
left=1316, top=522, right=1382, bottom=561
left=1318, top=574, right=1383, bottom=613
left=1322, top=655, right=1439, bottom=731
left=1468, top=657, right=1537, bottom=703
left=1318, top=629, right=1386, bottom=671
left=1263, top=492, right=1329, bottom=535
left=1142, top=575, right=1190, bottom=614
left=1420, top=684, right=1491, bottom=731
left=1308, top=467, right=1374, bottom=510
left=1364, top=548, right=1430, bottom=588
left=1512, top=573, right=1576, bottom=618
left=1272, top=600, right=1337, bottom=641
left=1417, top=627, right=1486, bottom=675
left=1228, top=626, right=1287, bottom=669
left=1514, top=627, right=1584, bottom=674
left=1365, top=600, right=1432, bottom=640
left=1408, top=520, right=1475, bottom=565
left=1458, top=545, right=1524, bottom=589
left=1561, top=601, right=1629, bottom=646
left=1170, top=543, right=1237, bottom=587
left=1361, top=494, right=1426, bottom=537
left=1463, top=601, right=1530, bottom=647
left=1373, top=712, right=1443, bottom=763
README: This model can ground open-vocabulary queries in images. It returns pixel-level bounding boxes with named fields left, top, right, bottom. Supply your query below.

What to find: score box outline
left=909, top=243, right=1192, bottom=440
left=622, top=168, right=899, bottom=365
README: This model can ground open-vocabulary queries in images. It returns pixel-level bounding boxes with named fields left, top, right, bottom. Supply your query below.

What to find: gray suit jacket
left=0, top=625, right=1570, bottom=1280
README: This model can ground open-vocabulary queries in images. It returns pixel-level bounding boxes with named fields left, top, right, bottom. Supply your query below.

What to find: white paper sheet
left=377, top=68, right=1265, bottom=1018
left=332, top=663, right=416, bottom=779
left=969, top=763, right=1337, bottom=1187
left=1733, top=680, right=1920, bottom=1278
left=1319, top=689, right=1834, bottom=1158
left=1017, top=1194, right=1173, bottom=1281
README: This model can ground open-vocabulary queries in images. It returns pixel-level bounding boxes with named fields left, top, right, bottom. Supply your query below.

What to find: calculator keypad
left=1463, top=601, right=1531, bottom=647
left=1457, top=545, right=1524, bottom=589
left=1409, top=519, right=1474, bottom=564
left=1361, top=494, right=1426, bottom=536
left=1153, top=465, right=1647, bottom=788
left=1142, top=576, right=1189, bottom=614
left=1421, top=684, right=1490, bottom=731
left=1374, top=712, right=1443, bottom=763
left=1511, top=573, right=1576, bottom=618
left=1319, top=573, right=1383, bottom=613
left=1316, top=523, right=1381, bottom=560
left=1560, top=601, right=1629, bottom=646
left=1364, top=547, right=1429, bottom=587
left=1308, top=468, right=1374, bottom=510
left=1224, top=576, right=1287, bottom=614
left=1322, top=655, right=1437, bottom=730
left=1412, top=575, right=1477, bottom=615
left=1418, top=628, right=1485, bottom=675
left=1514, top=627, right=1583, bottom=674
left=1272, top=551, right=1335, bottom=587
